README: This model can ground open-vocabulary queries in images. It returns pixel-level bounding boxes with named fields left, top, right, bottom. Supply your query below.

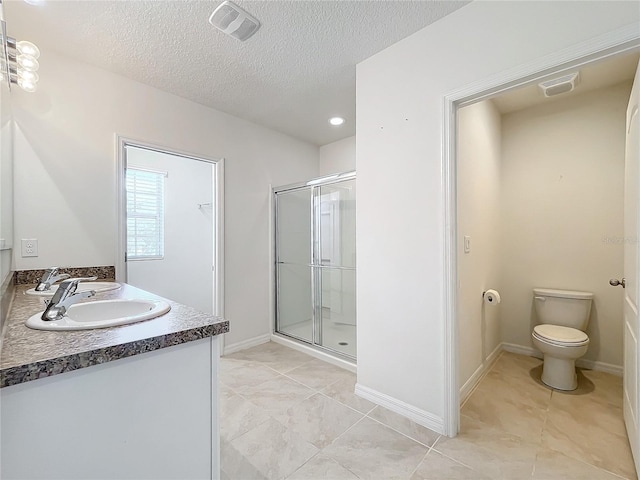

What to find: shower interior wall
left=458, top=81, right=631, bottom=391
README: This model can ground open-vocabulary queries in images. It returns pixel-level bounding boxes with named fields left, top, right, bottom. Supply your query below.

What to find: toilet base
left=541, top=355, right=578, bottom=391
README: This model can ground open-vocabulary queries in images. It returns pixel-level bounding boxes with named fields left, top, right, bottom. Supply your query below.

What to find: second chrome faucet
left=41, top=277, right=98, bottom=321
left=35, top=267, right=70, bottom=292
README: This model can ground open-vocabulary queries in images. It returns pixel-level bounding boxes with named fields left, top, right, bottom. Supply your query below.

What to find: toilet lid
left=533, top=325, right=589, bottom=345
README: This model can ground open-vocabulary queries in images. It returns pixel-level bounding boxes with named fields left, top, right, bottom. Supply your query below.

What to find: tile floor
left=220, top=342, right=637, bottom=480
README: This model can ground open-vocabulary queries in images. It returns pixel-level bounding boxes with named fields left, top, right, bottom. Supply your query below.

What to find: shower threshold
left=271, top=332, right=357, bottom=373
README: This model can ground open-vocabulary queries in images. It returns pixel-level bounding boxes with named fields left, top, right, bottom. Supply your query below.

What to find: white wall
left=457, top=100, right=502, bottom=390
left=12, top=49, right=319, bottom=346
left=500, top=83, right=630, bottom=368
left=356, top=1, right=639, bottom=426
left=126, top=147, right=215, bottom=315
left=319, top=136, right=355, bottom=175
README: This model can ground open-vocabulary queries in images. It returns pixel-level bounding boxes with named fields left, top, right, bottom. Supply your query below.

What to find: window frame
left=125, top=166, right=167, bottom=261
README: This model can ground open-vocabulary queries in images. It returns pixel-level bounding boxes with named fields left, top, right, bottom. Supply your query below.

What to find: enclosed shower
left=274, top=172, right=356, bottom=361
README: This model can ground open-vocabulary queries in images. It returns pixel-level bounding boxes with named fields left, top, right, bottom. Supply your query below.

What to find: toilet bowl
left=532, top=288, right=593, bottom=391
left=532, top=324, right=589, bottom=390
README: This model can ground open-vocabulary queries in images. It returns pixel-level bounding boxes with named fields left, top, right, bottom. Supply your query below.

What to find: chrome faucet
left=41, top=277, right=97, bottom=321
left=35, top=267, right=71, bottom=292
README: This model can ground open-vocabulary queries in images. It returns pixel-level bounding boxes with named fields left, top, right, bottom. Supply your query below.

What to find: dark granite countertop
left=0, top=283, right=229, bottom=388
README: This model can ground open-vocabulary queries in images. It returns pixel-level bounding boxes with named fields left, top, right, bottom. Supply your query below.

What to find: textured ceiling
left=5, top=0, right=469, bottom=146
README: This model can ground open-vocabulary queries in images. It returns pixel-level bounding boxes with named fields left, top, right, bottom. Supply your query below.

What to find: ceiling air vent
left=209, top=1, right=261, bottom=42
left=538, top=72, right=580, bottom=97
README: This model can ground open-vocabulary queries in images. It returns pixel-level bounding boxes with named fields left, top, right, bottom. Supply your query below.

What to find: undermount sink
left=25, top=299, right=171, bottom=331
left=26, top=282, right=121, bottom=297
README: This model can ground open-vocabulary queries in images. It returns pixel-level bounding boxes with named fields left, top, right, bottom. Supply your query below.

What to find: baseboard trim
left=501, top=342, right=623, bottom=377
left=501, top=342, right=543, bottom=360
left=576, top=358, right=623, bottom=376
left=223, top=334, right=271, bottom=356
left=270, top=334, right=356, bottom=373
left=354, top=383, right=445, bottom=435
left=459, top=343, right=503, bottom=405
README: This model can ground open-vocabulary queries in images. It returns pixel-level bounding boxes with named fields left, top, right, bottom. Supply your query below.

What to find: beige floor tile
left=275, top=393, right=363, bottom=448
left=229, top=418, right=319, bottom=480
left=477, top=365, right=552, bottom=409
left=221, top=345, right=635, bottom=480
left=410, top=450, right=491, bottom=480
left=285, top=358, right=354, bottom=390
left=433, top=415, right=538, bottom=479
left=219, top=355, right=256, bottom=374
left=226, top=342, right=314, bottom=374
left=220, top=360, right=281, bottom=391
left=321, top=373, right=377, bottom=414
left=221, top=438, right=268, bottom=480
left=542, top=391, right=636, bottom=479
left=574, top=369, right=624, bottom=408
left=238, top=374, right=315, bottom=416
left=322, top=417, right=428, bottom=479
left=220, top=390, right=272, bottom=442
left=367, top=406, right=441, bottom=447
left=491, top=351, right=544, bottom=379
left=220, top=382, right=235, bottom=399
left=287, top=454, right=359, bottom=480
left=533, top=447, right=630, bottom=479
left=461, top=369, right=550, bottom=441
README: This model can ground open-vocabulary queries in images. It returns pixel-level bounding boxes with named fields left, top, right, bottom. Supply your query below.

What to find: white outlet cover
left=21, top=238, right=38, bottom=257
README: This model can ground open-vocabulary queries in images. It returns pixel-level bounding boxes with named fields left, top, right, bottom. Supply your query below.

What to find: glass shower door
left=275, top=173, right=356, bottom=360
left=275, top=188, right=313, bottom=343
left=317, top=180, right=356, bottom=357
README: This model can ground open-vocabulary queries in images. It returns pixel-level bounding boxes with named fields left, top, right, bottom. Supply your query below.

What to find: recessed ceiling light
left=329, top=117, right=345, bottom=126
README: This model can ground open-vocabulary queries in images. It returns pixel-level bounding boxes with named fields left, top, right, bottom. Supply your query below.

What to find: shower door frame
left=273, top=171, right=356, bottom=361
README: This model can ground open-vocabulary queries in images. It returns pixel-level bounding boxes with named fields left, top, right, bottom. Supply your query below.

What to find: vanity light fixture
left=329, top=116, right=346, bottom=126
left=0, top=0, right=41, bottom=92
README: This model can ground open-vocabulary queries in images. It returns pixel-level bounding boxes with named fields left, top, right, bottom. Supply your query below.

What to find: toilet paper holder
left=482, top=289, right=501, bottom=304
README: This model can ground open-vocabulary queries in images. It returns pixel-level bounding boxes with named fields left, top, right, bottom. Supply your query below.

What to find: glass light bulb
left=18, top=69, right=39, bottom=83
left=17, top=77, right=37, bottom=92
left=17, top=41, right=40, bottom=59
left=17, top=54, right=39, bottom=72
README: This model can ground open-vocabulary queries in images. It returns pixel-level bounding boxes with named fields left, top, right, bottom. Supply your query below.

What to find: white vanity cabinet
left=1, top=336, right=220, bottom=479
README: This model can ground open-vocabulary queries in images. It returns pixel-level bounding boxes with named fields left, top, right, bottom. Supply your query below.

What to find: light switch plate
left=21, top=238, right=38, bottom=257
left=464, top=236, right=471, bottom=253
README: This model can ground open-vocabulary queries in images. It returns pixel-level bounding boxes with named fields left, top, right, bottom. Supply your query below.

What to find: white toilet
left=531, top=288, right=593, bottom=391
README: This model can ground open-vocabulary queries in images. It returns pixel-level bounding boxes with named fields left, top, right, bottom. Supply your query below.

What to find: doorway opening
left=443, top=30, right=640, bottom=476
left=116, top=137, right=224, bottom=317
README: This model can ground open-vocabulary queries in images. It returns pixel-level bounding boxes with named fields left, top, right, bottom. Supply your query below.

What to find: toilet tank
left=533, top=288, right=593, bottom=331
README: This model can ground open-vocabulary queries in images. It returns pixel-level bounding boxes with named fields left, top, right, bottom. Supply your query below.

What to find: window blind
left=126, top=168, right=165, bottom=260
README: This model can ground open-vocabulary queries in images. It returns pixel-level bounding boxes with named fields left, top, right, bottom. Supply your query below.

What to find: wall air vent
left=209, top=1, right=261, bottom=42
left=538, top=72, right=580, bottom=97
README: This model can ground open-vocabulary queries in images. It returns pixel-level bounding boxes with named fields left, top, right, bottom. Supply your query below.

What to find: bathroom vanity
left=0, top=282, right=228, bottom=479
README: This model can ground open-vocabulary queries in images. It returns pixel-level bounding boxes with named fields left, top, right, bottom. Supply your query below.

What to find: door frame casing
left=442, top=25, right=640, bottom=437
left=115, top=135, right=225, bottom=319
